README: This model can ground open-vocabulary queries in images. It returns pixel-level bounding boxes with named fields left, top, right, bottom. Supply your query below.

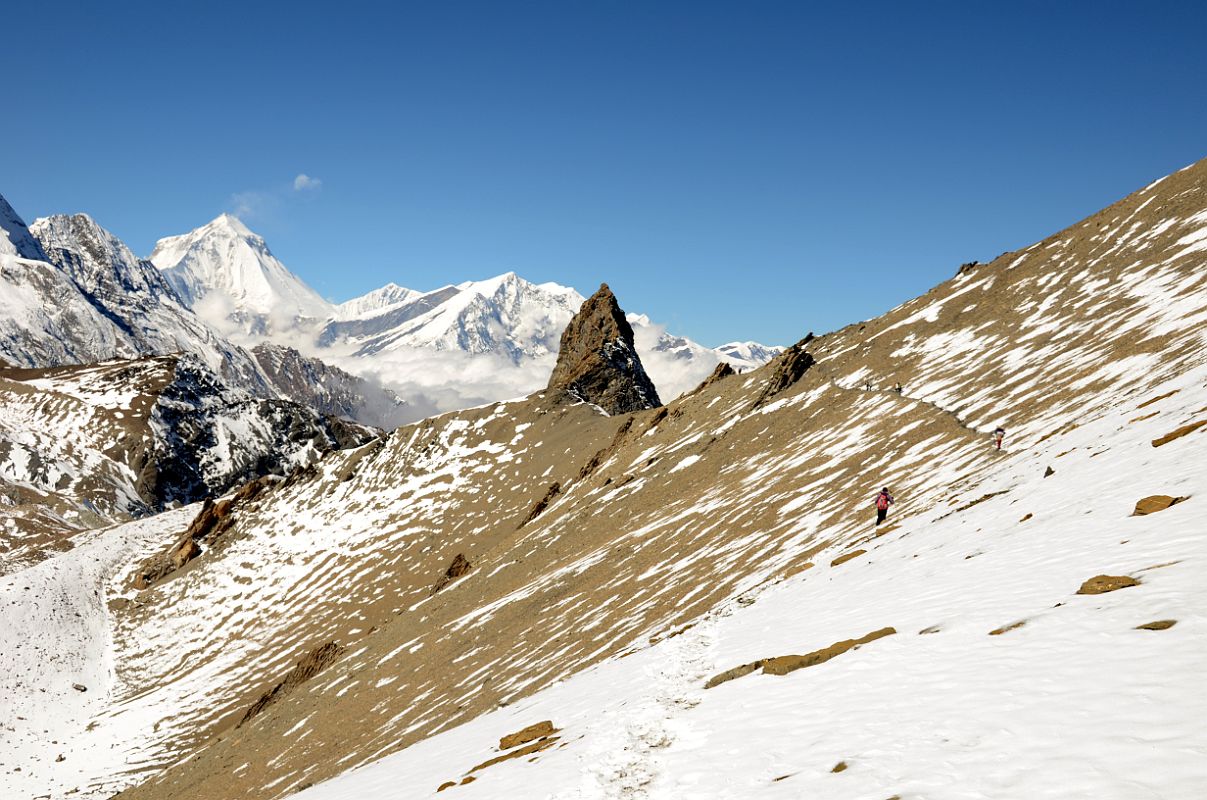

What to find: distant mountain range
left=1, top=194, right=782, bottom=429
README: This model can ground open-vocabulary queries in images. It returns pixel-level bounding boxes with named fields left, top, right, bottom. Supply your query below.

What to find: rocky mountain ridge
left=0, top=353, right=376, bottom=574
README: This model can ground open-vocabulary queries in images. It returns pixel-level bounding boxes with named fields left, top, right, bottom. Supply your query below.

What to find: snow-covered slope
left=250, top=343, right=408, bottom=430
left=5, top=155, right=1206, bottom=800
left=150, top=214, right=334, bottom=335
left=334, top=283, right=422, bottom=319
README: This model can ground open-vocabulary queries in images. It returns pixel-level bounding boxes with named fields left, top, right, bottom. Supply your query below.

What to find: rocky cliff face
left=545, top=283, right=661, bottom=415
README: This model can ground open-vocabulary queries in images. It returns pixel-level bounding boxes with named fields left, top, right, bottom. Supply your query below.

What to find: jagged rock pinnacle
left=546, top=283, right=662, bottom=415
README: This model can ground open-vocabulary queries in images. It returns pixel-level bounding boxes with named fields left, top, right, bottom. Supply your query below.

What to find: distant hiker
left=873, top=487, right=894, bottom=526
left=994, top=427, right=1006, bottom=450
left=894, top=382, right=903, bottom=394
left=864, top=381, right=873, bottom=391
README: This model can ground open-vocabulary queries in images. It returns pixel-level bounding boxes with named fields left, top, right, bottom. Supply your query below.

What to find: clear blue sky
left=5, top=1, right=1205, bottom=346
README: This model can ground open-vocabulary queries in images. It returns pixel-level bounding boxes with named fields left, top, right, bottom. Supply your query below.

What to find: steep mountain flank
left=30, top=213, right=272, bottom=393
left=546, top=283, right=661, bottom=414
left=4, top=159, right=1207, bottom=800
left=251, top=343, right=406, bottom=430
left=0, top=354, right=373, bottom=573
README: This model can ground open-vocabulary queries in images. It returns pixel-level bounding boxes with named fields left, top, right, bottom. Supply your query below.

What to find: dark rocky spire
left=546, top=283, right=661, bottom=415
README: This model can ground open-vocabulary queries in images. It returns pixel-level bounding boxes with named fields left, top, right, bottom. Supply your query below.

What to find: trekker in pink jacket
left=874, top=488, right=894, bottom=526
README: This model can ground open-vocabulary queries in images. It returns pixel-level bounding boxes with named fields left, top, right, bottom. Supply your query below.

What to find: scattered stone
left=460, top=776, right=476, bottom=786
left=1132, top=495, right=1188, bottom=516
left=989, top=620, right=1026, bottom=636
left=436, top=781, right=456, bottom=792
left=1152, top=419, right=1207, bottom=447
left=1043, top=466, right=1055, bottom=478
left=1136, top=620, right=1177, bottom=631
left=55, top=754, right=65, bottom=762
left=830, top=549, right=866, bottom=567
left=1076, top=574, right=1140, bottom=595
left=545, top=283, right=661, bottom=415
left=500, top=720, right=557, bottom=750
left=1019, top=513, right=1032, bottom=522
left=918, top=625, right=942, bottom=635
left=238, top=641, right=345, bottom=727
left=430, top=553, right=473, bottom=596
left=831, top=761, right=848, bottom=773
left=71, top=683, right=87, bottom=692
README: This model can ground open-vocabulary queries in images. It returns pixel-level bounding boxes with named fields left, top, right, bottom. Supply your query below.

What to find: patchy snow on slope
left=297, top=363, right=1207, bottom=800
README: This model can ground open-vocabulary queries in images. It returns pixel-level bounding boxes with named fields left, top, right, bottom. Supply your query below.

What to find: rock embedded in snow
left=1076, top=574, right=1141, bottom=595
left=1131, top=495, right=1187, bottom=515
left=498, top=720, right=557, bottom=750
left=545, top=284, right=661, bottom=415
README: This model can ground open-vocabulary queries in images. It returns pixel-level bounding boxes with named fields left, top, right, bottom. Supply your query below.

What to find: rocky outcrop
left=546, top=284, right=661, bottom=415
left=430, top=553, right=473, bottom=596
left=132, top=476, right=276, bottom=589
left=690, top=362, right=736, bottom=396
left=752, top=335, right=815, bottom=409
left=238, top=641, right=345, bottom=727
left=518, top=482, right=561, bottom=528
left=705, top=627, right=896, bottom=688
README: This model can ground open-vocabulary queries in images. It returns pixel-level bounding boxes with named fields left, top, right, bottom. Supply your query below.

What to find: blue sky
left=5, top=1, right=1206, bottom=346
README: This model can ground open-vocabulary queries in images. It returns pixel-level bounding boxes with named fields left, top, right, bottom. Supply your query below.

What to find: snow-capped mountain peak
left=0, top=193, right=47, bottom=261
left=150, top=214, right=333, bottom=333
left=335, top=282, right=421, bottom=320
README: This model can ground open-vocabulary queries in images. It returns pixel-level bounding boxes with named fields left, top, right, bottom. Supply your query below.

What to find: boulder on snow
left=546, top=283, right=661, bottom=415
left=760, top=627, right=896, bottom=676
left=1076, top=574, right=1140, bottom=595
left=1136, top=619, right=1177, bottom=630
left=499, top=720, right=557, bottom=750
left=830, top=549, right=866, bottom=567
left=1132, top=495, right=1187, bottom=516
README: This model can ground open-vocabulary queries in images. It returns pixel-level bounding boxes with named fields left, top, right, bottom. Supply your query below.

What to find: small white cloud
left=294, top=174, right=322, bottom=191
